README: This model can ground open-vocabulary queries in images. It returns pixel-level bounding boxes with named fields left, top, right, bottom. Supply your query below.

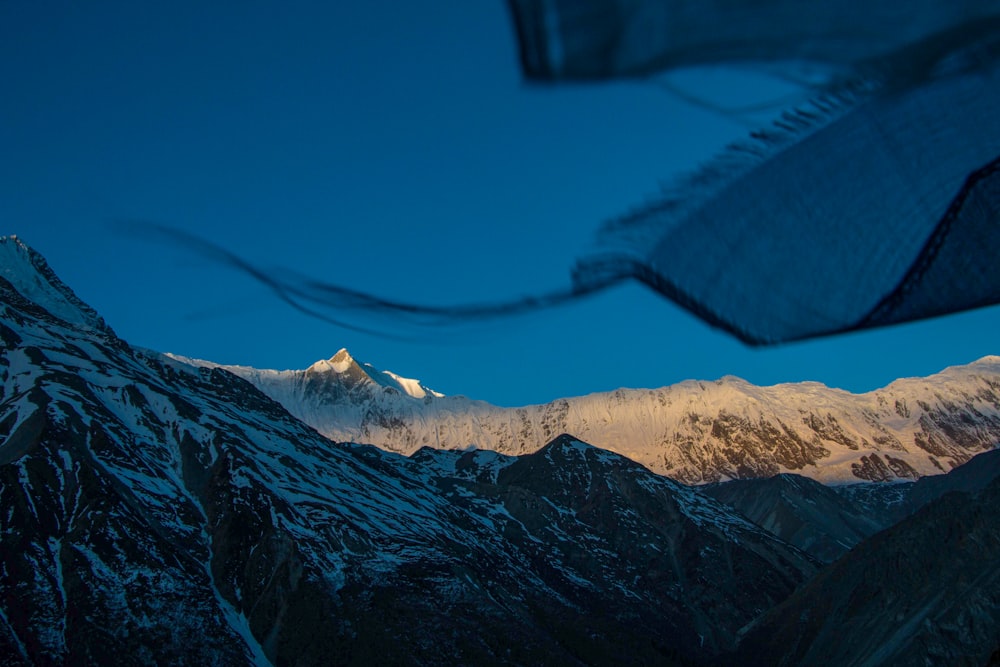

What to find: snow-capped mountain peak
left=304, top=348, right=369, bottom=386
left=0, top=235, right=110, bottom=334
left=304, top=348, right=356, bottom=374
left=302, top=348, right=442, bottom=399
left=327, top=347, right=355, bottom=372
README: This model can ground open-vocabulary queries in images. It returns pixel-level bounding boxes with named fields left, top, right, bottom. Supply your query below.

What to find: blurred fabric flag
left=142, top=3, right=1000, bottom=345
left=507, top=0, right=1000, bottom=80
left=510, top=0, right=1000, bottom=344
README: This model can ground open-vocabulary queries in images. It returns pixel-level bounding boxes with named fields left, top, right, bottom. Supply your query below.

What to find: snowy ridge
left=169, top=348, right=443, bottom=400
left=220, top=350, right=1000, bottom=485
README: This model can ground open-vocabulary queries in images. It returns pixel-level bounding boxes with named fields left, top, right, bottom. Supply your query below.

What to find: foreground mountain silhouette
left=0, top=239, right=818, bottom=663
left=4, top=235, right=1000, bottom=665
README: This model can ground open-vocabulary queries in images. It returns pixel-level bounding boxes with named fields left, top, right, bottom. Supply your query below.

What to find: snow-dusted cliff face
left=212, top=351, right=1000, bottom=485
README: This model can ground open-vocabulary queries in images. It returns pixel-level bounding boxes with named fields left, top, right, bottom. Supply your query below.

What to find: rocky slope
left=0, top=236, right=821, bottom=665
left=200, top=349, right=1000, bottom=485
left=700, top=447, right=1000, bottom=562
left=736, top=474, right=1000, bottom=666
left=700, top=474, right=887, bottom=562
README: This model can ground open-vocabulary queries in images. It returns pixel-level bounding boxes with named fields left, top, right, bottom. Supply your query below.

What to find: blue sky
left=4, top=1, right=998, bottom=407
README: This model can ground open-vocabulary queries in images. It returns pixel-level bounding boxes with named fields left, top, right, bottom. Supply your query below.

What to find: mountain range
left=2, top=234, right=999, bottom=665
left=180, top=346, right=1000, bottom=485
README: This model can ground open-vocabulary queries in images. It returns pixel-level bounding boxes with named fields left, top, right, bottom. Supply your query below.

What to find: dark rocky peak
left=498, top=433, right=632, bottom=498
left=489, top=434, right=819, bottom=658
left=498, top=434, right=815, bottom=555
left=537, top=432, right=596, bottom=457
left=533, top=432, right=627, bottom=464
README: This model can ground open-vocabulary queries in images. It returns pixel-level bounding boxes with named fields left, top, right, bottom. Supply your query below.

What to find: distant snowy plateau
left=179, top=345, right=1000, bottom=486
left=3, top=234, right=1000, bottom=666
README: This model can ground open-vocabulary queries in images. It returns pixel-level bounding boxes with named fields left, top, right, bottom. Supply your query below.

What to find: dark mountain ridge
left=736, top=474, right=1000, bottom=666
left=0, top=236, right=816, bottom=665
left=701, top=446, right=1000, bottom=562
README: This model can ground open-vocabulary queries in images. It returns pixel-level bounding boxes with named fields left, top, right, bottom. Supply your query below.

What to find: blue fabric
left=511, top=1, right=1000, bottom=344
left=509, top=0, right=1000, bottom=80
left=135, top=4, right=1000, bottom=345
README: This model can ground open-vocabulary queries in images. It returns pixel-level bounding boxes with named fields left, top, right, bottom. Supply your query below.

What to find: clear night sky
left=4, top=1, right=998, bottom=407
